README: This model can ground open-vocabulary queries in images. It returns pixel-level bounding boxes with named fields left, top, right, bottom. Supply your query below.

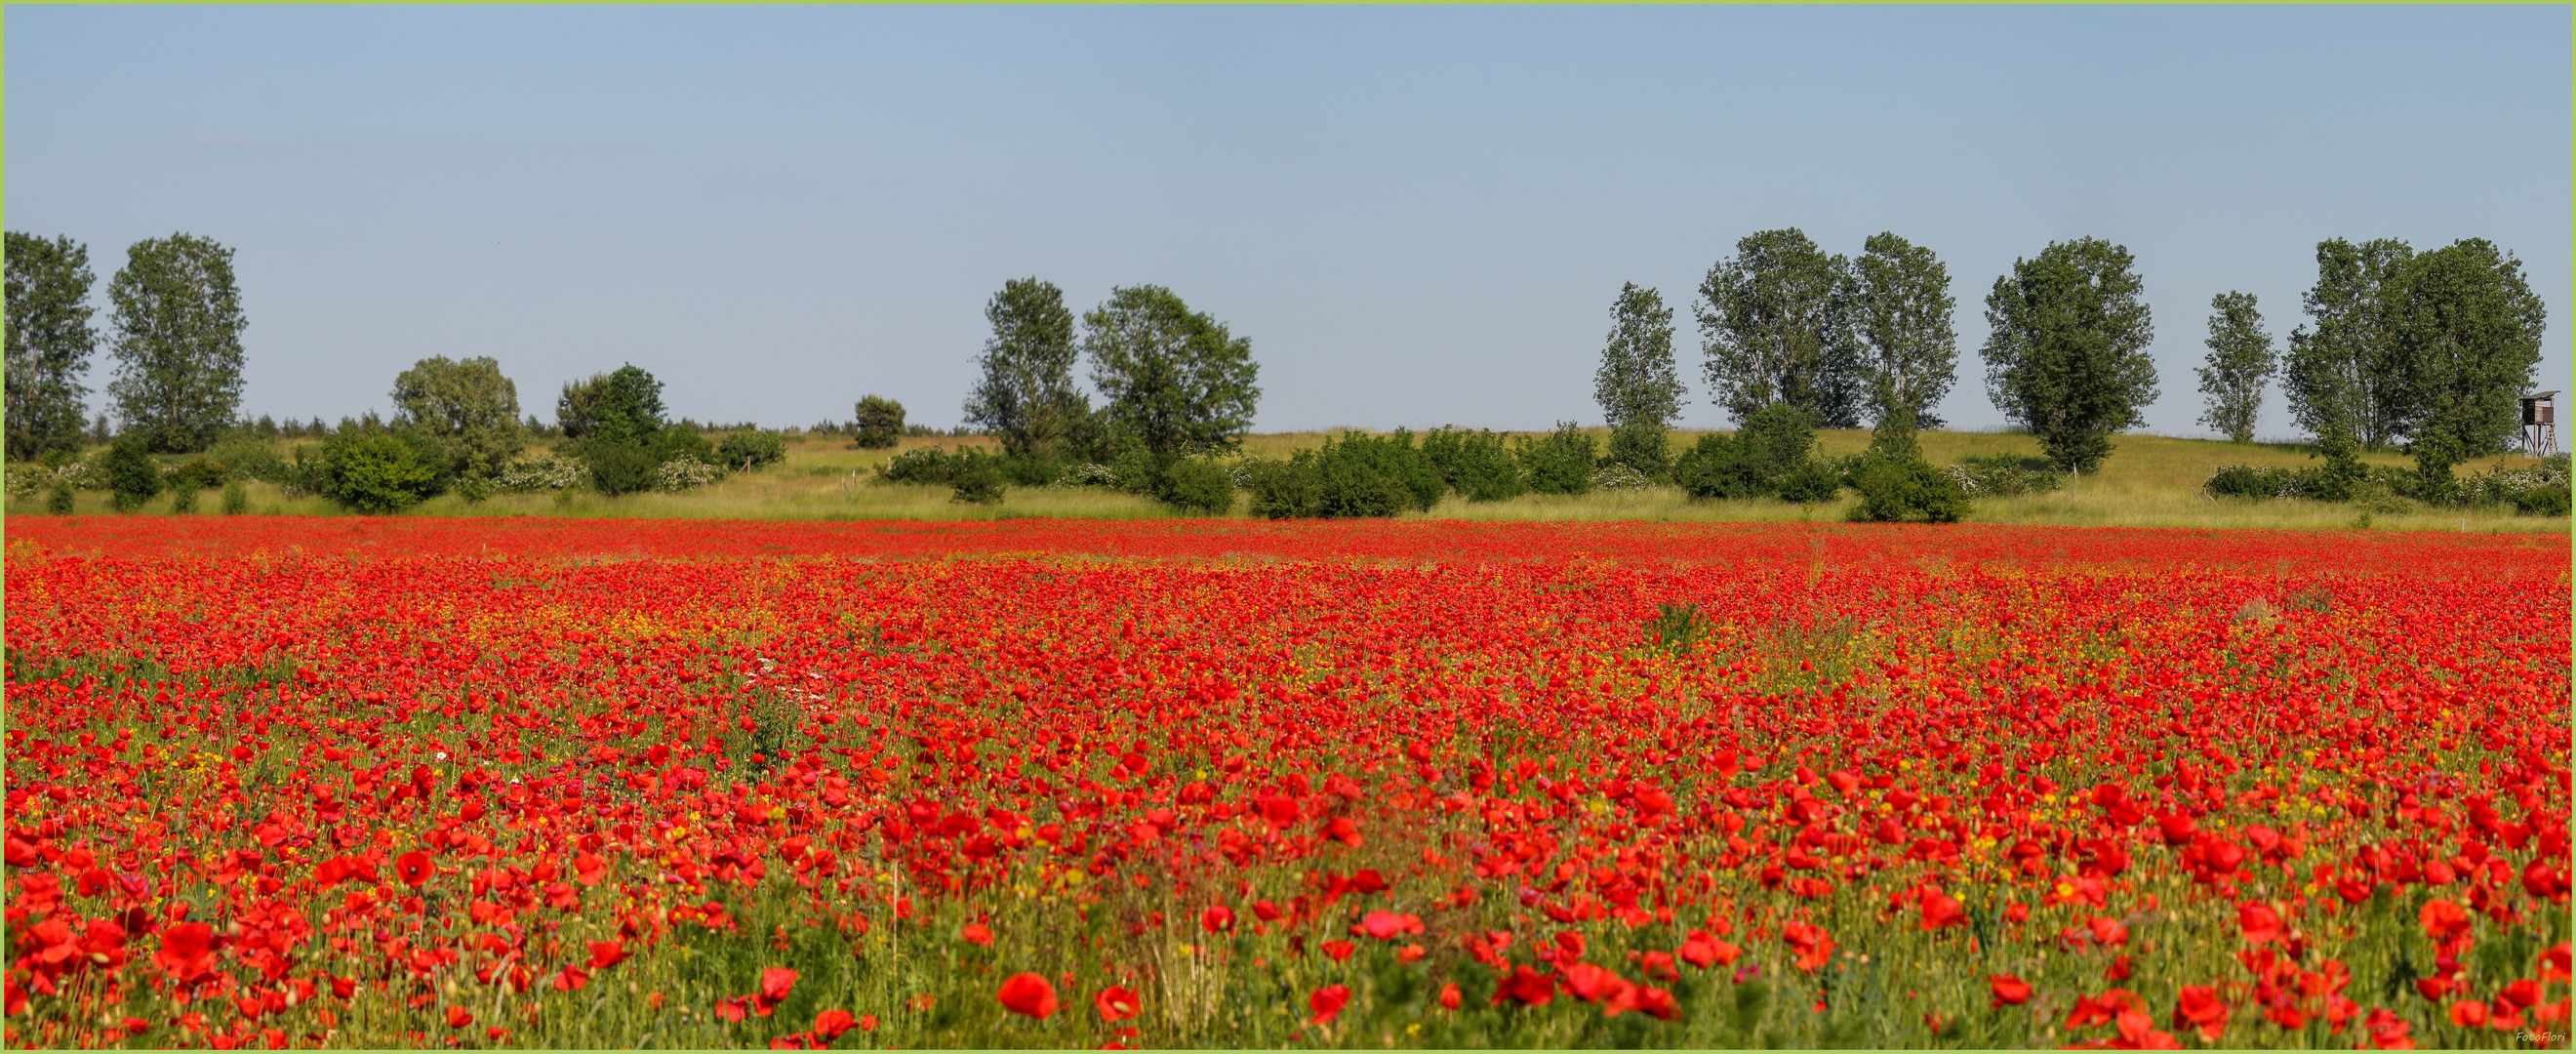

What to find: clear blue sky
left=7, top=6, right=2567, bottom=439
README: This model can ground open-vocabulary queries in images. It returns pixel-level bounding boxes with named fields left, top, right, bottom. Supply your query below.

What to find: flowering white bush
left=495, top=452, right=587, bottom=492
left=1590, top=464, right=1655, bottom=491
left=653, top=454, right=723, bottom=493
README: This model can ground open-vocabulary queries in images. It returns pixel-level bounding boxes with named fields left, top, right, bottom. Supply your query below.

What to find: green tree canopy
left=1696, top=228, right=1864, bottom=428
left=1594, top=282, right=1685, bottom=430
left=2194, top=292, right=2275, bottom=445
left=1850, top=231, right=1957, bottom=428
left=2396, top=238, right=2547, bottom=490
left=2283, top=238, right=2415, bottom=452
left=5, top=232, right=100, bottom=461
left=590, top=364, right=666, bottom=448
left=964, top=277, right=1086, bottom=457
left=391, top=355, right=526, bottom=479
left=1980, top=237, right=2158, bottom=475
left=854, top=395, right=906, bottom=449
left=1084, top=285, right=1261, bottom=459
left=106, top=233, right=247, bottom=454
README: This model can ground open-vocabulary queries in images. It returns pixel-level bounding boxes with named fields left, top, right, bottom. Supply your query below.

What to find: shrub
left=208, top=433, right=289, bottom=483
left=165, top=457, right=226, bottom=492
left=1422, top=426, right=1525, bottom=502
left=2203, top=465, right=2312, bottom=500
left=654, top=454, right=724, bottom=493
left=495, top=451, right=587, bottom=492
left=878, top=447, right=979, bottom=486
left=1738, top=402, right=1817, bottom=478
left=1848, top=458, right=1971, bottom=523
left=101, top=436, right=163, bottom=513
left=1774, top=462, right=1843, bottom=504
left=47, top=480, right=75, bottom=514
left=221, top=479, right=249, bottom=515
left=1242, top=459, right=1313, bottom=519
left=1952, top=454, right=2066, bottom=498
left=586, top=443, right=660, bottom=498
left=997, top=453, right=1063, bottom=488
left=951, top=465, right=1005, bottom=505
left=1516, top=423, right=1596, bottom=496
left=714, top=430, right=787, bottom=471
left=1591, top=464, right=1656, bottom=491
left=1155, top=458, right=1235, bottom=516
left=2516, top=484, right=2568, bottom=517
left=1672, top=433, right=1771, bottom=500
left=854, top=395, right=906, bottom=449
left=313, top=431, right=444, bottom=513
left=1245, top=433, right=1439, bottom=519
left=1604, top=423, right=1671, bottom=480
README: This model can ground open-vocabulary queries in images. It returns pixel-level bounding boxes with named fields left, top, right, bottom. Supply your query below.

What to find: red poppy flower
left=154, top=921, right=215, bottom=978
left=1095, top=986, right=1140, bottom=1023
left=1438, top=983, right=1463, bottom=1010
left=2173, top=985, right=2228, bottom=1041
left=1917, top=889, right=1966, bottom=931
left=1990, top=974, right=2033, bottom=1008
left=2420, top=899, right=2472, bottom=942
left=761, top=968, right=799, bottom=1005
left=813, top=1009, right=856, bottom=1039
left=1200, top=906, right=1234, bottom=934
left=444, top=1005, right=474, bottom=1030
left=962, top=922, right=993, bottom=947
left=2237, top=903, right=2283, bottom=946
left=998, top=972, right=1058, bottom=1019
left=588, top=941, right=629, bottom=970
left=395, top=851, right=433, bottom=887
left=1783, top=922, right=1833, bottom=972
left=1308, top=984, right=1351, bottom=1025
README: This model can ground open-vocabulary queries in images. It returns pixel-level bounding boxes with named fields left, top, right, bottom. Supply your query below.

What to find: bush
left=2516, top=484, right=2569, bottom=517
left=1422, top=426, right=1525, bottom=503
left=951, top=465, right=1005, bottom=505
left=165, top=457, right=226, bottom=492
left=170, top=485, right=198, bottom=513
left=1516, top=423, right=1596, bottom=496
left=1242, top=459, right=1313, bottom=519
left=1155, top=458, right=1236, bottom=516
left=653, top=454, right=723, bottom=493
left=878, top=446, right=980, bottom=486
left=101, top=436, right=163, bottom=513
left=997, top=452, right=1063, bottom=488
left=1672, top=433, right=1771, bottom=500
left=1245, top=432, right=1440, bottom=519
left=1591, top=464, right=1657, bottom=491
left=221, top=479, right=249, bottom=515
left=1738, top=402, right=1817, bottom=477
left=209, top=432, right=289, bottom=483
left=1848, top=458, right=1971, bottom=523
left=714, top=430, right=787, bottom=471
left=1604, top=423, right=1671, bottom=480
left=2204, top=465, right=2312, bottom=500
left=1774, top=461, right=1843, bottom=504
left=495, top=451, right=587, bottom=492
left=47, top=480, right=75, bottom=514
left=586, top=443, right=660, bottom=498
left=1951, top=454, right=2066, bottom=498
left=854, top=395, right=906, bottom=449
left=312, top=431, right=444, bottom=513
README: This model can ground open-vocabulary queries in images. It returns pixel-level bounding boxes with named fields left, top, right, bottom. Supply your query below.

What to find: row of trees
left=1590, top=229, right=2545, bottom=484
left=960, top=279, right=1262, bottom=472
left=7, top=232, right=248, bottom=461
left=1591, top=229, right=2154, bottom=477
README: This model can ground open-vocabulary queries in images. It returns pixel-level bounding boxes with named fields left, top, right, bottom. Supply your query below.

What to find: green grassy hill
left=7, top=426, right=2562, bottom=532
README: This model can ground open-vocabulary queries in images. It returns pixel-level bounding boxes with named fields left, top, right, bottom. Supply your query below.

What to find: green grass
left=4, top=428, right=2562, bottom=532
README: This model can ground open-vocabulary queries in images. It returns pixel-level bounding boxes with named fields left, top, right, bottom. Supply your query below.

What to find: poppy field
left=2, top=516, right=2567, bottom=1050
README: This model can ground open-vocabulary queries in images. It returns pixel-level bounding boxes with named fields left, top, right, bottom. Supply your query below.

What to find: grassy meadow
left=6, top=426, right=2563, bottom=533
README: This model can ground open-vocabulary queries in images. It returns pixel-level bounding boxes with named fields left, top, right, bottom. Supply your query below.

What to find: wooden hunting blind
left=2522, top=391, right=2557, bottom=458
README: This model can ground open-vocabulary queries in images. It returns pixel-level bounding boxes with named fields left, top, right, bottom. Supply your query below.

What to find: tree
left=964, top=278, right=1087, bottom=457
left=1084, top=285, right=1261, bottom=460
left=1594, top=282, right=1686, bottom=477
left=106, top=233, right=247, bottom=453
left=2194, top=292, right=2275, bottom=444
left=854, top=395, right=906, bottom=449
left=2283, top=238, right=2414, bottom=452
left=6, top=232, right=100, bottom=461
left=590, top=365, right=666, bottom=448
left=390, top=355, right=525, bottom=479
left=1980, top=237, right=2158, bottom=475
left=556, top=373, right=608, bottom=439
left=2395, top=238, right=2546, bottom=494
left=1850, top=232, right=1957, bottom=428
left=101, top=433, right=162, bottom=512
left=1696, top=228, right=1864, bottom=428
